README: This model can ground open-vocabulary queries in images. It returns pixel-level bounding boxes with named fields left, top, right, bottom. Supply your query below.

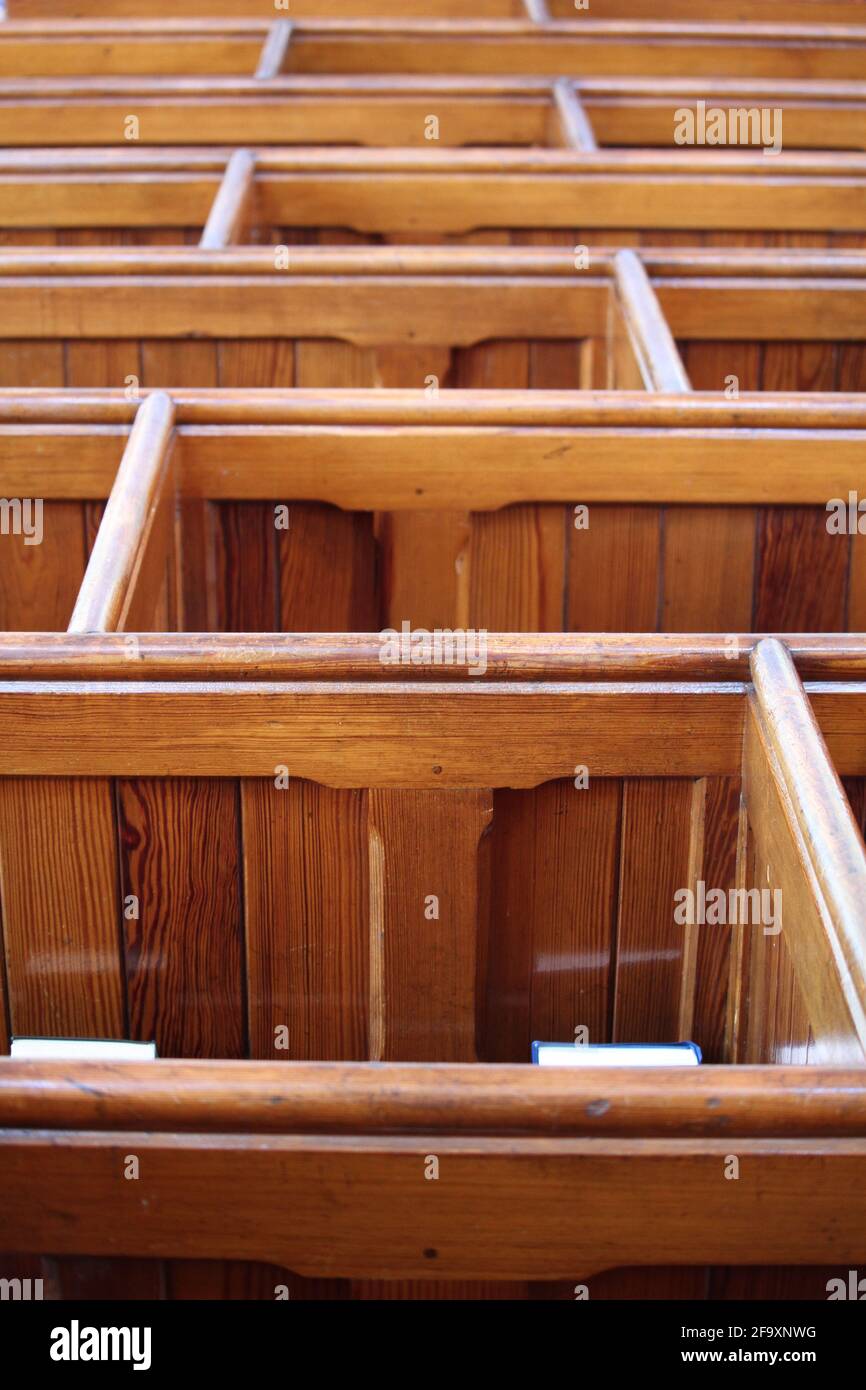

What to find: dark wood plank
left=118, top=778, right=244, bottom=1057
left=0, top=777, right=124, bottom=1037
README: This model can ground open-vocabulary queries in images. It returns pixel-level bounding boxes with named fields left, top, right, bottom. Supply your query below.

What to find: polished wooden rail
left=0, top=77, right=863, bottom=149
left=8, top=0, right=866, bottom=22
left=1, top=1067, right=864, bottom=1280
left=0, top=17, right=865, bottom=81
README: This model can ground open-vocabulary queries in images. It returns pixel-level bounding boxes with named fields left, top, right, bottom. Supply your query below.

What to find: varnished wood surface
left=3, top=165, right=866, bottom=229
left=0, top=681, right=749, bottom=783
left=67, top=392, right=176, bottom=633
left=2, top=1060, right=866, bottom=1135
left=0, top=18, right=865, bottom=81
left=2, top=10, right=866, bottom=1301
left=744, top=641, right=866, bottom=1061
left=3, top=634, right=866, bottom=681
left=2, top=1129, right=865, bottom=1279
left=7, top=1, right=866, bottom=21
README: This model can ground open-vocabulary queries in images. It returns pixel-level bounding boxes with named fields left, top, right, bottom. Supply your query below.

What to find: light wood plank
left=369, top=790, right=492, bottom=1061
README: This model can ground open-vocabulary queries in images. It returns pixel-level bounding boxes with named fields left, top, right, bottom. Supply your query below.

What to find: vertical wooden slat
left=457, top=311, right=567, bottom=633
left=373, top=346, right=465, bottom=631
left=469, top=504, right=565, bottom=631
left=662, top=509, right=755, bottom=632
left=753, top=509, right=848, bottom=631
left=467, top=269, right=570, bottom=632
left=279, top=504, right=379, bottom=632
left=0, top=778, right=123, bottom=1038
left=368, top=789, right=492, bottom=1063
left=118, top=778, right=244, bottom=1059
left=568, top=507, right=660, bottom=631
left=481, top=779, right=622, bottom=1061
left=612, top=779, right=698, bottom=1043
left=693, top=777, right=741, bottom=1062
left=378, top=511, right=471, bottom=631
left=243, top=780, right=369, bottom=1062
left=0, top=502, right=87, bottom=631
left=214, top=337, right=293, bottom=632
left=213, top=502, right=279, bottom=631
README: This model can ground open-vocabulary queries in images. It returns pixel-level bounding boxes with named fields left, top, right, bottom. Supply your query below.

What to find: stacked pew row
left=1, top=1, right=866, bottom=1304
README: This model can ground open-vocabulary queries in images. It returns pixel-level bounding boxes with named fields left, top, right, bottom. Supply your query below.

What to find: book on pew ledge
left=10, top=1037, right=158, bottom=1061
left=532, top=1041, right=702, bottom=1067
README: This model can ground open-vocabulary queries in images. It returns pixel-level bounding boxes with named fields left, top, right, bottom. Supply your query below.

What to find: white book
left=532, top=1041, right=701, bottom=1067
left=10, top=1037, right=157, bottom=1061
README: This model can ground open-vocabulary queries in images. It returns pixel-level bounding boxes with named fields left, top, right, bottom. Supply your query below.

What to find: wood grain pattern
left=0, top=777, right=123, bottom=1038
left=662, top=509, right=756, bottom=632
left=279, top=504, right=379, bottom=632
left=612, top=779, right=700, bottom=1043
left=212, top=502, right=278, bottom=631
left=568, top=507, right=660, bottom=631
left=753, top=507, right=849, bottom=632
left=118, top=778, right=244, bottom=1058
left=3, top=1130, right=866, bottom=1280
left=693, top=778, right=742, bottom=1063
left=744, top=640, right=866, bottom=1062
left=0, top=501, right=86, bottom=632
left=68, top=392, right=176, bottom=634
left=368, top=789, right=492, bottom=1062
left=481, top=778, right=622, bottom=1061
left=0, top=683, right=749, bottom=783
left=243, top=779, right=369, bottom=1062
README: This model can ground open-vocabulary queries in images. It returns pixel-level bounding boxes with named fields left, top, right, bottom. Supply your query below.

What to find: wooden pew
left=1, top=384, right=866, bottom=636
left=0, top=639, right=865, bottom=1288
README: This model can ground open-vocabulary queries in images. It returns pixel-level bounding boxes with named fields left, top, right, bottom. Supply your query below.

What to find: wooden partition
left=3, top=385, right=866, bottom=637
left=0, top=637, right=865, bottom=1291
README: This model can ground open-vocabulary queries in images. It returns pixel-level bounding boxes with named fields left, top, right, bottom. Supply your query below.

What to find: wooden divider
left=2, top=387, right=865, bottom=638
left=68, top=392, right=176, bottom=633
left=255, top=21, right=292, bottom=81
left=612, top=250, right=690, bottom=391
left=738, top=639, right=866, bottom=1063
left=198, top=150, right=257, bottom=249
